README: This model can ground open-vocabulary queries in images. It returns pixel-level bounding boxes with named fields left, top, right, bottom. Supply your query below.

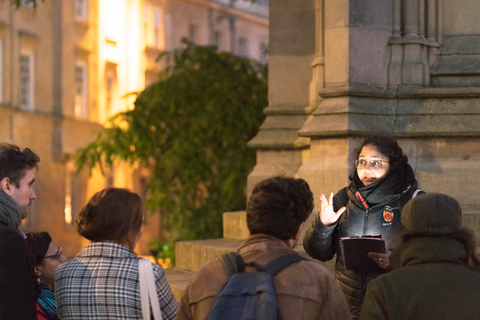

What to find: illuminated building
left=0, top=0, right=268, bottom=256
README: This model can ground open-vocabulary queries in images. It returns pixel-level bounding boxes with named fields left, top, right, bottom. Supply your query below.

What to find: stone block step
left=168, top=240, right=336, bottom=301
left=222, top=209, right=318, bottom=242
left=174, top=237, right=336, bottom=273
left=175, top=238, right=244, bottom=273
left=164, top=268, right=194, bottom=302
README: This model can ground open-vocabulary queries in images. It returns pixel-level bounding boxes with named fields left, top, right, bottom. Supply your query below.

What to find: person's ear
left=34, top=266, right=41, bottom=277
left=1, top=177, right=12, bottom=195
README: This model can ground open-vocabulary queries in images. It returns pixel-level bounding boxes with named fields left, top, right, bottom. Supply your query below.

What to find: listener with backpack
left=177, top=176, right=351, bottom=320
left=303, top=135, right=424, bottom=320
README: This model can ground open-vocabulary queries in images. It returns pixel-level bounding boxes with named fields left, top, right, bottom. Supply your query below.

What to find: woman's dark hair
left=25, top=232, right=52, bottom=296
left=76, top=188, right=144, bottom=248
left=247, top=176, right=314, bottom=241
left=25, top=232, right=52, bottom=266
left=351, top=135, right=408, bottom=178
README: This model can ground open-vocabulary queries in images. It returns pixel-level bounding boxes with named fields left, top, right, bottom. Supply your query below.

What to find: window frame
left=74, top=0, right=89, bottom=21
left=19, top=50, right=35, bottom=111
left=74, top=60, right=88, bottom=119
left=0, top=39, right=3, bottom=103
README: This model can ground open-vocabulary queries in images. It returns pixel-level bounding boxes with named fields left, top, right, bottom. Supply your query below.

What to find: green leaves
left=76, top=42, right=267, bottom=247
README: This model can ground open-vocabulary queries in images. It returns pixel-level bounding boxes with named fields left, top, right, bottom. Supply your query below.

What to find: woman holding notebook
left=303, top=135, right=423, bottom=320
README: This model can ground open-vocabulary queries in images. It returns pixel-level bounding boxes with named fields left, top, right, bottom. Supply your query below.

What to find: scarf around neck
left=0, top=190, right=26, bottom=238
left=350, top=164, right=416, bottom=207
left=38, top=284, right=59, bottom=320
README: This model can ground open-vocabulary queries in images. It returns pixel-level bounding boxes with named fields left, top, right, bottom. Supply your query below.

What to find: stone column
left=246, top=0, right=316, bottom=197
left=401, top=0, right=425, bottom=85
left=309, top=0, right=325, bottom=109
left=388, top=0, right=403, bottom=88
left=426, top=0, right=440, bottom=66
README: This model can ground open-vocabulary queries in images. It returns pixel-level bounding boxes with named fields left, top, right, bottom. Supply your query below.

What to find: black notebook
left=340, top=235, right=386, bottom=271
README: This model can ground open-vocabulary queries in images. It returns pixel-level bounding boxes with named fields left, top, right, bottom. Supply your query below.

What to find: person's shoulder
left=55, top=257, right=83, bottom=276
left=0, top=224, right=22, bottom=240
left=293, top=259, right=334, bottom=276
left=184, top=256, right=229, bottom=301
left=0, top=226, right=25, bottom=254
left=278, top=257, right=337, bottom=287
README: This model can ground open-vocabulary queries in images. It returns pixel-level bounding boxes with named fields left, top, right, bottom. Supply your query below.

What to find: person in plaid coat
left=55, top=188, right=178, bottom=319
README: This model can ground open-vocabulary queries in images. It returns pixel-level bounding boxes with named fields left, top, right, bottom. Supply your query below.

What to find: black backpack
left=205, top=252, right=306, bottom=320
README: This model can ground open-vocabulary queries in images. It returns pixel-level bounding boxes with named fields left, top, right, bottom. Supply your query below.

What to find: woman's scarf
left=38, top=284, right=59, bottom=320
left=351, top=164, right=416, bottom=207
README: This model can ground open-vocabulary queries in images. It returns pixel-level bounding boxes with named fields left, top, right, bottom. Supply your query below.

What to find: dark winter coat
left=303, top=164, right=422, bottom=319
left=0, top=224, right=37, bottom=320
left=360, top=237, right=480, bottom=320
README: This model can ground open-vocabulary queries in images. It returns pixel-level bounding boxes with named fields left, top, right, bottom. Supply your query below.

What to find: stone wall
left=248, top=0, right=480, bottom=244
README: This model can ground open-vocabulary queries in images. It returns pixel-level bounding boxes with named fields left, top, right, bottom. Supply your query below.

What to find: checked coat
left=55, top=242, right=178, bottom=320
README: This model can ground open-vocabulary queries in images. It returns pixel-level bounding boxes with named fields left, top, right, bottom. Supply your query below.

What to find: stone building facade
left=0, top=0, right=268, bottom=257
left=247, top=0, right=480, bottom=244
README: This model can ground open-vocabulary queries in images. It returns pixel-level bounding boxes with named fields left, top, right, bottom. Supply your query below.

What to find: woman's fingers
left=367, top=251, right=391, bottom=269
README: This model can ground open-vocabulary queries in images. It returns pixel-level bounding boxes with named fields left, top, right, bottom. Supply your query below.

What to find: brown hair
left=0, top=143, right=40, bottom=187
left=247, top=176, right=313, bottom=240
left=77, top=188, right=144, bottom=248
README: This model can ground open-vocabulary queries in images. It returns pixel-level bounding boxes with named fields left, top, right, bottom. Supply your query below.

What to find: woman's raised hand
left=319, top=192, right=346, bottom=226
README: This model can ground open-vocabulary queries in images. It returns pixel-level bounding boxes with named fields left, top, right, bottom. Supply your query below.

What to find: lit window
left=74, top=62, right=88, bottom=119
left=238, top=38, right=247, bottom=57
left=153, top=9, right=161, bottom=48
left=20, top=52, right=34, bottom=111
left=104, top=65, right=118, bottom=119
left=106, top=76, right=113, bottom=115
left=144, top=5, right=164, bottom=49
left=65, top=161, right=83, bottom=227
left=260, top=43, right=268, bottom=65
left=214, top=31, right=222, bottom=51
left=188, top=25, right=197, bottom=44
left=19, top=0, right=34, bottom=8
left=0, top=40, right=3, bottom=103
left=75, top=0, right=88, bottom=21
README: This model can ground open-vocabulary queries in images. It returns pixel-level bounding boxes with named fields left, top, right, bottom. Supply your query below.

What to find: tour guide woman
left=303, top=135, right=423, bottom=319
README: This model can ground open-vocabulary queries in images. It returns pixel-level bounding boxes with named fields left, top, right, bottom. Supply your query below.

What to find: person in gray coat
left=360, top=193, right=480, bottom=320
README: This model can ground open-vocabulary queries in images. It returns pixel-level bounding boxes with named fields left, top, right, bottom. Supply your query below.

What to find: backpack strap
left=412, top=188, right=424, bottom=198
left=263, top=254, right=307, bottom=276
left=219, top=252, right=245, bottom=276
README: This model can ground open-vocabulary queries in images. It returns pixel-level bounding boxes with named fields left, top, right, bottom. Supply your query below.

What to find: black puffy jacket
left=303, top=178, right=422, bottom=319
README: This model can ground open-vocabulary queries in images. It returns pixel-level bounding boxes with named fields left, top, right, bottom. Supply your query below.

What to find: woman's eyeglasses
left=355, top=159, right=389, bottom=170
left=44, top=247, right=63, bottom=261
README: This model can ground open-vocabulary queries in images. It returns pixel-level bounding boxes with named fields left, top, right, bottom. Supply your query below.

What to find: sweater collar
left=77, top=242, right=138, bottom=259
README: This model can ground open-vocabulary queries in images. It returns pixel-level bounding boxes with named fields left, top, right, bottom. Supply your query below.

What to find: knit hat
left=401, top=193, right=462, bottom=235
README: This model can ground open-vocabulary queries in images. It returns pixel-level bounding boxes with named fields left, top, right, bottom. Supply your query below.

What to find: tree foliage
left=76, top=42, right=267, bottom=247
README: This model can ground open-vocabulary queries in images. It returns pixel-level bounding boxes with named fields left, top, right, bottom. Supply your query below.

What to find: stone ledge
left=223, top=211, right=250, bottom=240
left=175, top=238, right=244, bottom=272
left=164, top=268, right=194, bottom=302
left=168, top=242, right=336, bottom=301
